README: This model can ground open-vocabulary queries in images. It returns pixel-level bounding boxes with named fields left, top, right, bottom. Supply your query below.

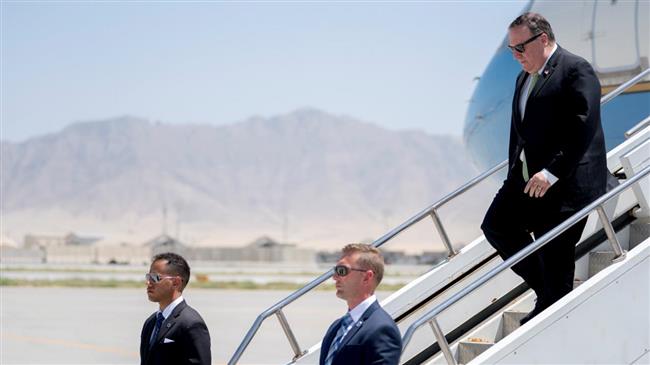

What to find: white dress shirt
left=160, top=295, right=184, bottom=319
left=348, top=294, right=377, bottom=324
left=519, top=43, right=559, bottom=185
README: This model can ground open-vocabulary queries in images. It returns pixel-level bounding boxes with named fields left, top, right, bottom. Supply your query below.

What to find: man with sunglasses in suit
left=481, top=12, right=609, bottom=325
left=140, top=252, right=211, bottom=365
left=319, top=243, right=401, bottom=365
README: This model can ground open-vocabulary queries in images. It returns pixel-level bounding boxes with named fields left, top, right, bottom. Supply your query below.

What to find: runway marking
left=0, top=332, right=138, bottom=358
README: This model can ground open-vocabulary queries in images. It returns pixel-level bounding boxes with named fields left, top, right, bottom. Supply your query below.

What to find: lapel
left=153, top=300, right=186, bottom=346
left=529, top=45, right=562, bottom=99
left=336, top=301, right=380, bottom=350
left=321, top=316, right=344, bottom=358
left=514, top=45, right=563, bottom=127
left=513, top=71, right=527, bottom=124
left=142, top=313, right=157, bottom=362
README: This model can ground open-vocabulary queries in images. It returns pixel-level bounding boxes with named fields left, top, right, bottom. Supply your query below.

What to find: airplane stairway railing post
left=276, top=309, right=302, bottom=358
left=401, top=165, right=650, bottom=363
left=424, top=160, right=507, bottom=257
left=429, top=318, right=456, bottom=365
left=228, top=67, right=650, bottom=365
left=595, top=205, right=627, bottom=262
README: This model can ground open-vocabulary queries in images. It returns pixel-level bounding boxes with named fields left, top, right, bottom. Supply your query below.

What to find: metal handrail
left=228, top=269, right=333, bottom=364
left=601, top=67, right=650, bottom=105
left=625, top=115, right=650, bottom=138
left=228, top=159, right=508, bottom=364
left=370, top=159, right=508, bottom=255
left=228, top=67, right=650, bottom=365
left=401, top=165, right=650, bottom=363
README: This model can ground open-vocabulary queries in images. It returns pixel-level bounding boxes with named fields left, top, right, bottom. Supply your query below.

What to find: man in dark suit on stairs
left=319, top=243, right=402, bottom=365
left=481, top=12, right=610, bottom=326
left=140, top=252, right=211, bottom=365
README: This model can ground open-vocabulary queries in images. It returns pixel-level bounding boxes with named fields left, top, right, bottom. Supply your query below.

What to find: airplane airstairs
left=228, top=68, right=650, bottom=365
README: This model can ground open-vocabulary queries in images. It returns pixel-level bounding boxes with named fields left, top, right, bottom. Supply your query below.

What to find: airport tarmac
left=0, top=286, right=393, bottom=364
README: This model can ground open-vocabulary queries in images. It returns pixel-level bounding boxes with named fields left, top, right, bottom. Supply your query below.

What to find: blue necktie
left=149, top=312, right=164, bottom=347
left=324, top=314, right=353, bottom=365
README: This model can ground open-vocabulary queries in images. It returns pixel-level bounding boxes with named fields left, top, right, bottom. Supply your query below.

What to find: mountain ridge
left=1, top=109, right=488, bottom=251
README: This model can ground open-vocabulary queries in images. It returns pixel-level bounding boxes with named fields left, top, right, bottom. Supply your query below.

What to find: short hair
left=509, top=12, right=555, bottom=42
left=152, top=252, right=191, bottom=291
left=341, top=243, right=384, bottom=286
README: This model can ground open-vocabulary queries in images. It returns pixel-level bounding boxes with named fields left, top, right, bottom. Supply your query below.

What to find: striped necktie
left=324, top=313, right=353, bottom=365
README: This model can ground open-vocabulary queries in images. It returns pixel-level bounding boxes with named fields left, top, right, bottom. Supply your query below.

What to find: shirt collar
left=348, top=294, right=377, bottom=323
left=159, top=295, right=184, bottom=319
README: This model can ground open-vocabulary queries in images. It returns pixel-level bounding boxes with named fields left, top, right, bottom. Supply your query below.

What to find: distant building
left=0, top=235, right=44, bottom=263
left=24, top=234, right=66, bottom=249
left=63, top=233, right=102, bottom=246
left=191, top=236, right=315, bottom=263
left=83, top=234, right=183, bottom=265
left=24, top=232, right=101, bottom=249
left=418, top=251, right=449, bottom=265
left=46, top=245, right=96, bottom=264
left=10, top=232, right=315, bottom=265
left=145, top=234, right=189, bottom=258
left=96, top=242, right=150, bottom=265
left=20, top=232, right=102, bottom=264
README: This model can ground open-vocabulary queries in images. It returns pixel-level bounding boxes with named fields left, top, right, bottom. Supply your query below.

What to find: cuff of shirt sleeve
left=541, top=169, right=558, bottom=185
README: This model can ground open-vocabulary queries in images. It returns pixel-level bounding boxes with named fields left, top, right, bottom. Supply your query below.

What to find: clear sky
left=1, top=1, right=528, bottom=142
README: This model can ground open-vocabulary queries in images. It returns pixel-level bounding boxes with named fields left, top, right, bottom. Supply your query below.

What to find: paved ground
left=1, top=287, right=392, bottom=364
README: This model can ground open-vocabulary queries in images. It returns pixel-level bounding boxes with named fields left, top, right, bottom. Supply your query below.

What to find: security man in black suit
left=481, top=12, right=609, bottom=325
left=140, top=252, right=211, bottom=365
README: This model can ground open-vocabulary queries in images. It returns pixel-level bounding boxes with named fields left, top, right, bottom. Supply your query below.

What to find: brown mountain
left=1, top=109, right=490, bottom=251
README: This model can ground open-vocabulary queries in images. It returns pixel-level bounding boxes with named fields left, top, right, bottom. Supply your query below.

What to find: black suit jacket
left=508, top=45, right=608, bottom=211
left=319, top=301, right=402, bottom=365
left=140, top=300, right=211, bottom=365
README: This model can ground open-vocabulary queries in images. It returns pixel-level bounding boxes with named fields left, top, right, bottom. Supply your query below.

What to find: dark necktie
left=149, top=312, right=164, bottom=347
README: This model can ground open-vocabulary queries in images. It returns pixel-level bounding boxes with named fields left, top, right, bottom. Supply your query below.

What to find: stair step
left=588, top=251, right=617, bottom=277
left=458, top=339, right=494, bottom=364
left=498, top=311, right=527, bottom=340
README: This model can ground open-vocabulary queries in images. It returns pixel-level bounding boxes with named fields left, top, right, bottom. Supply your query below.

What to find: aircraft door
left=592, top=0, right=640, bottom=73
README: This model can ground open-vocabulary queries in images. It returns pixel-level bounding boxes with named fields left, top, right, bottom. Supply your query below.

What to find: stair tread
left=460, top=339, right=495, bottom=345
left=499, top=311, right=527, bottom=340
left=458, top=339, right=495, bottom=364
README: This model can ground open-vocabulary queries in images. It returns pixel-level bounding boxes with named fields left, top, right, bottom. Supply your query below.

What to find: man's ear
left=173, top=276, right=183, bottom=290
left=364, top=270, right=375, bottom=284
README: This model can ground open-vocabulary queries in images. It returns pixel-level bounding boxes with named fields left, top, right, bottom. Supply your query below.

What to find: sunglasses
left=334, top=265, right=368, bottom=277
left=145, top=272, right=177, bottom=283
left=508, top=32, right=543, bottom=53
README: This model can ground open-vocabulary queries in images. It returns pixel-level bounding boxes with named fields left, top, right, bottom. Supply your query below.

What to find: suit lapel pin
left=543, top=69, right=550, bottom=76
left=166, top=323, right=172, bottom=328
left=356, top=320, right=363, bottom=327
